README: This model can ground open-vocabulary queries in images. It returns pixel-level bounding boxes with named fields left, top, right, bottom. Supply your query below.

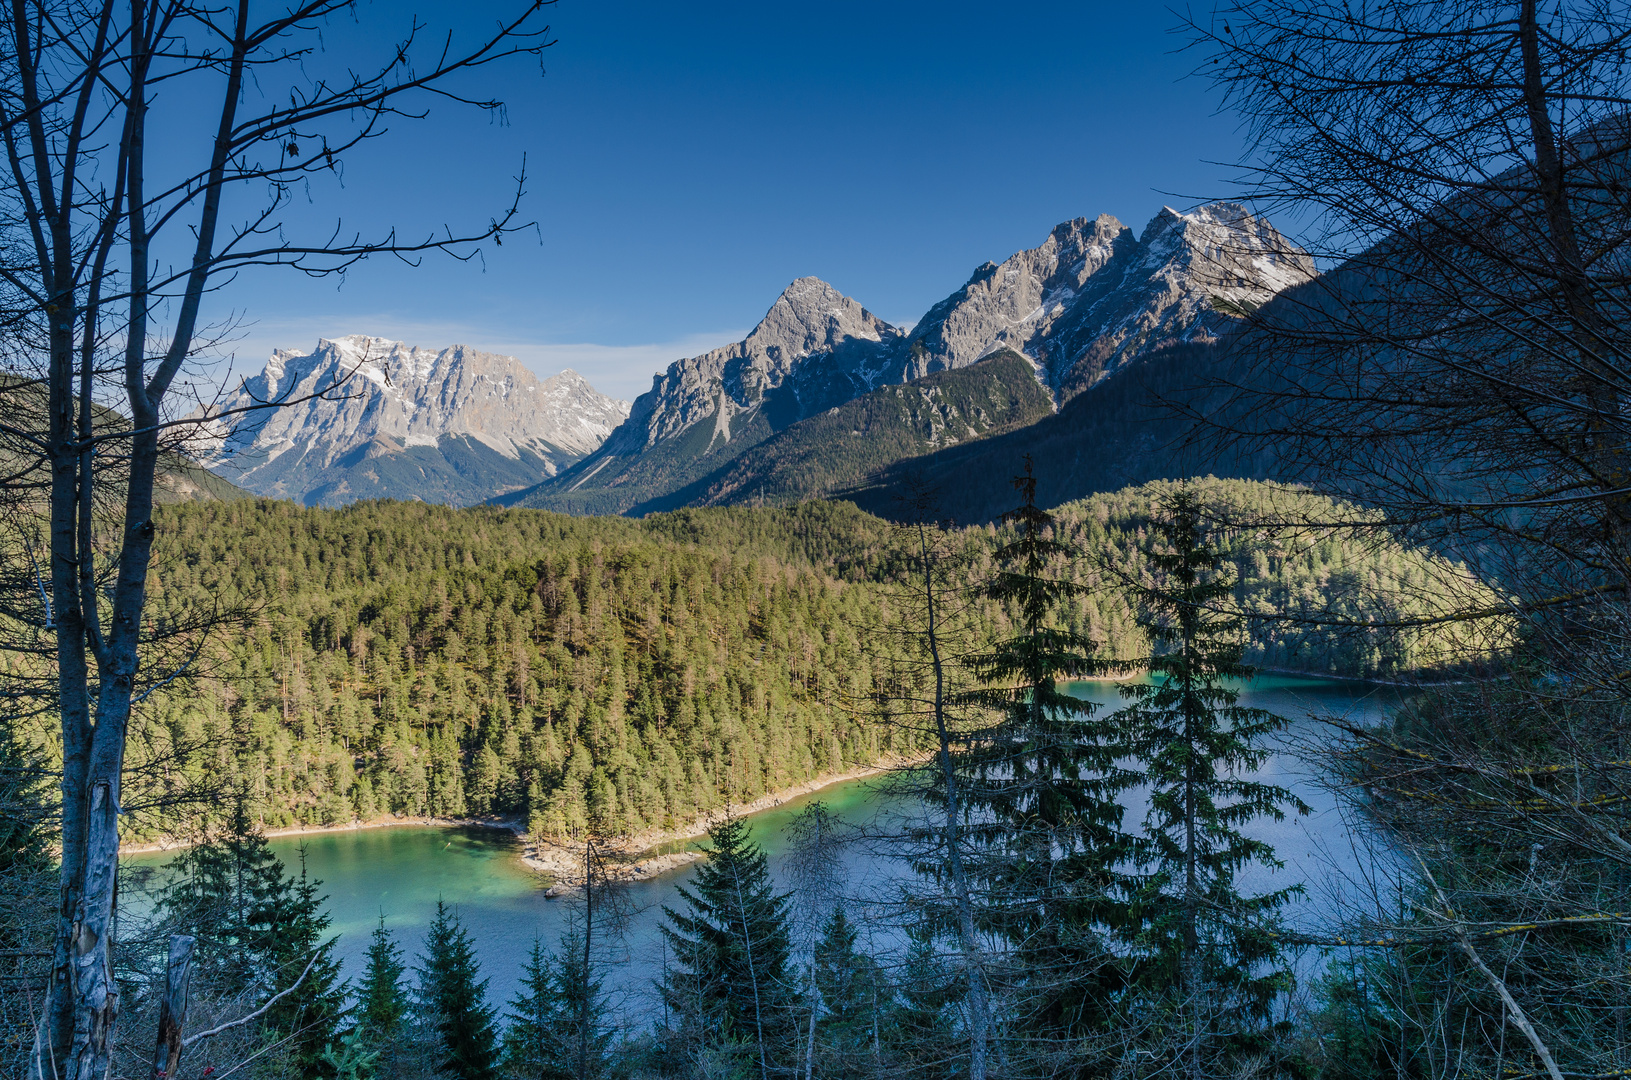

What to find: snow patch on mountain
left=194, top=335, right=630, bottom=504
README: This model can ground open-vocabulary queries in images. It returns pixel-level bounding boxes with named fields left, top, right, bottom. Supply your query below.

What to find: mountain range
left=196, top=336, right=630, bottom=507
left=200, top=201, right=1313, bottom=517
left=501, top=201, right=1313, bottom=516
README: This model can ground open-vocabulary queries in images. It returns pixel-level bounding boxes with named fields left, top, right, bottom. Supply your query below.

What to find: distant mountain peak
left=196, top=336, right=629, bottom=506
left=508, top=201, right=1314, bottom=517
left=909, top=200, right=1314, bottom=394
left=744, top=277, right=899, bottom=367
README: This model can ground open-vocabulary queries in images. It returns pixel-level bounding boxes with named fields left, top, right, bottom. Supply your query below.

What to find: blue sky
left=203, top=1, right=1246, bottom=402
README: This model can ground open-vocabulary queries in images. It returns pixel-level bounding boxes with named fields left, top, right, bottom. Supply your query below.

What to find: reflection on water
left=123, top=674, right=1414, bottom=1018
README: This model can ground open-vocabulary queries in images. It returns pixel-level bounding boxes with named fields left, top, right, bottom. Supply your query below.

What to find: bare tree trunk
left=916, top=521, right=989, bottom=1080
left=152, top=935, right=194, bottom=1080
left=0, top=2, right=545, bottom=1072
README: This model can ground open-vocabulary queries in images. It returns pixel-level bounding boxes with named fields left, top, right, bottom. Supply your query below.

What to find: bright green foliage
left=660, top=815, right=799, bottom=1080
left=356, top=915, right=409, bottom=1046
left=414, top=901, right=501, bottom=1080
left=1112, top=487, right=1311, bottom=1075
left=321, top=1027, right=382, bottom=1080
left=110, top=485, right=1485, bottom=845
left=264, top=851, right=349, bottom=1079
left=958, top=458, right=1135, bottom=1068
left=502, top=932, right=611, bottom=1080
left=812, top=905, right=886, bottom=1079
left=135, top=500, right=906, bottom=843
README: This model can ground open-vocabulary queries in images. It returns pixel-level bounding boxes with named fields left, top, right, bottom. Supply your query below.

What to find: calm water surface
left=124, top=674, right=1412, bottom=1019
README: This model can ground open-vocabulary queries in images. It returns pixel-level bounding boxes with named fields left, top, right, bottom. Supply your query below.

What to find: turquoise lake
left=123, top=674, right=1410, bottom=1023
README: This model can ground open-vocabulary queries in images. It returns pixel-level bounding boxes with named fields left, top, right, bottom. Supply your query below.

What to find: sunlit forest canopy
left=0, top=479, right=1494, bottom=843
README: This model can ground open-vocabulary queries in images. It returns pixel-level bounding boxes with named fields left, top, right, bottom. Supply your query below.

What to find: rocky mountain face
left=632, top=349, right=1054, bottom=515
left=509, top=279, right=910, bottom=515
left=512, top=202, right=1311, bottom=516
left=906, top=202, right=1316, bottom=395
left=600, top=277, right=906, bottom=456
left=197, top=335, right=629, bottom=507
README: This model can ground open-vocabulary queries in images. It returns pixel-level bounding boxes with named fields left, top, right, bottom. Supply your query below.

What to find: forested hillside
left=98, top=481, right=1486, bottom=843
left=643, top=350, right=1054, bottom=513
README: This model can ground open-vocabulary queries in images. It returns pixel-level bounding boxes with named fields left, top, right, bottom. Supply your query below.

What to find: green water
left=123, top=673, right=1411, bottom=1014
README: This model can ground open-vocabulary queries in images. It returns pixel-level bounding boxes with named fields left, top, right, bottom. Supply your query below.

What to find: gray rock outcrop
left=907, top=201, right=1317, bottom=394
left=196, top=335, right=630, bottom=506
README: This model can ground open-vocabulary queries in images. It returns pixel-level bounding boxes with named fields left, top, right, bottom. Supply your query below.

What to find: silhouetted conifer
left=502, top=931, right=610, bottom=1080
left=1113, top=486, right=1310, bottom=1078
left=414, top=901, right=501, bottom=1080
left=660, top=815, right=798, bottom=1080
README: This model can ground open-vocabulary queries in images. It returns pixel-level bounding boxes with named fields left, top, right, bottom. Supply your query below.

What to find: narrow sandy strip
left=119, top=756, right=919, bottom=879
left=521, top=755, right=923, bottom=889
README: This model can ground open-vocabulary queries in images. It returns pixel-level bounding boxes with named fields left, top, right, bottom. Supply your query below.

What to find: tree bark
left=152, top=934, right=195, bottom=1080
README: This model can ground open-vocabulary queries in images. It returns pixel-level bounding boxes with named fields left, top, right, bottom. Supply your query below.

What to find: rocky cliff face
left=907, top=202, right=1316, bottom=394
left=509, top=279, right=909, bottom=515
left=604, top=277, right=906, bottom=457
left=514, top=202, right=1312, bottom=516
left=197, top=335, right=629, bottom=506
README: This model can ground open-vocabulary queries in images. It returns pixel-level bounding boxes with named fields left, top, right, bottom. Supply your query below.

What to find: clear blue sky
left=209, top=1, right=1246, bottom=401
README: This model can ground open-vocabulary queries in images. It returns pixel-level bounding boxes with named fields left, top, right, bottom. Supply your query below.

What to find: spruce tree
left=264, top=850, right=349, bottom=1079
left=414, top=901, right=501, bottom=1080
left=960, top=456, right=1135, bottom=1068
left=356, top=915, right=409, bottom=1046
left=1112, top=486, right=1310, bottom=1078
left=812, top=905, right=884, bottom=1080
left=502, top=932, right=611, bottom=1080
left=158, top=793, right=291, bottom=994
left=659, top=815, right=798, bottom=1080
left=885, top=932, right=958, bottom=1080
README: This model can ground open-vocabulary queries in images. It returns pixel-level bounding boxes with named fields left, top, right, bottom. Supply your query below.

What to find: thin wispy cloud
left=204, top=316, right=747, bottom=403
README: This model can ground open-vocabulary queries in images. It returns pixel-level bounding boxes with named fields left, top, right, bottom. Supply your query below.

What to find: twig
left=180, top=952, right=318, bottom=1049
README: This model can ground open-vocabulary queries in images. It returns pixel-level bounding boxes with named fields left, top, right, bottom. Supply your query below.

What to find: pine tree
left=264, top=849, right=349, bottom=1079
left=356, top=914, right=409, bottom=1046
left=502, top=932, right=611, bottom=1080
left=414, top=901, right=501, bottom=1080
left=961, top=457, right=1134, bottom=1070
left=659, top=815, right=799, bottom=1080
left=812, top=905, right=884, bottom=1080
left=1112, top=486, right=1311, bottom=1078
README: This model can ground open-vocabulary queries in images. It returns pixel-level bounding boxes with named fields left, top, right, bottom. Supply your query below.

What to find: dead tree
left=0, top=4, right=555, bottom=1078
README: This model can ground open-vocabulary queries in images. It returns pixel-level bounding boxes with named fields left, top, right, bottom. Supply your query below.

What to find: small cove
left=122, top=673, right=1415, bottom=1020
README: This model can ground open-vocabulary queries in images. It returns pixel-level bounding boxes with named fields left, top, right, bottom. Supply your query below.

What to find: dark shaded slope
left=498, top=408, right=778, bottom=516
left=838, top=343, right=1288, bottom=524
left=1, top=373, right=250, bottom=505
left=628, top=350, right=1054, bottom=514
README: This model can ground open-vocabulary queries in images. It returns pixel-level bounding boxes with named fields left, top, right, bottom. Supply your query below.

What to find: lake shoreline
left=120, top=671, right=1428, bottom=862
left=521, top=754, right=923, bottom=888
left=119, top=755, right=916, bottom=868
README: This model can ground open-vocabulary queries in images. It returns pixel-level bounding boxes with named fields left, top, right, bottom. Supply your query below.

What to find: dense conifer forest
left=65, top=478, right=1482, bottom=843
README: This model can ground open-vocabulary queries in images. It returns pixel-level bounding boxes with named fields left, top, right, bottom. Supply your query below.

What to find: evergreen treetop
left=1113, top=486, right=1312, bottom=1074
left=660, top=814, right=799, bottom=1080
left=357, top=913, right=409, bottom=1040
left=414, top=901, right=501, bottom=1080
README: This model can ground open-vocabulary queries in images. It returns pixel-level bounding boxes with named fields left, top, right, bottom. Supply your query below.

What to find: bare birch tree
left=0, top=4, right=555, bottom=1077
